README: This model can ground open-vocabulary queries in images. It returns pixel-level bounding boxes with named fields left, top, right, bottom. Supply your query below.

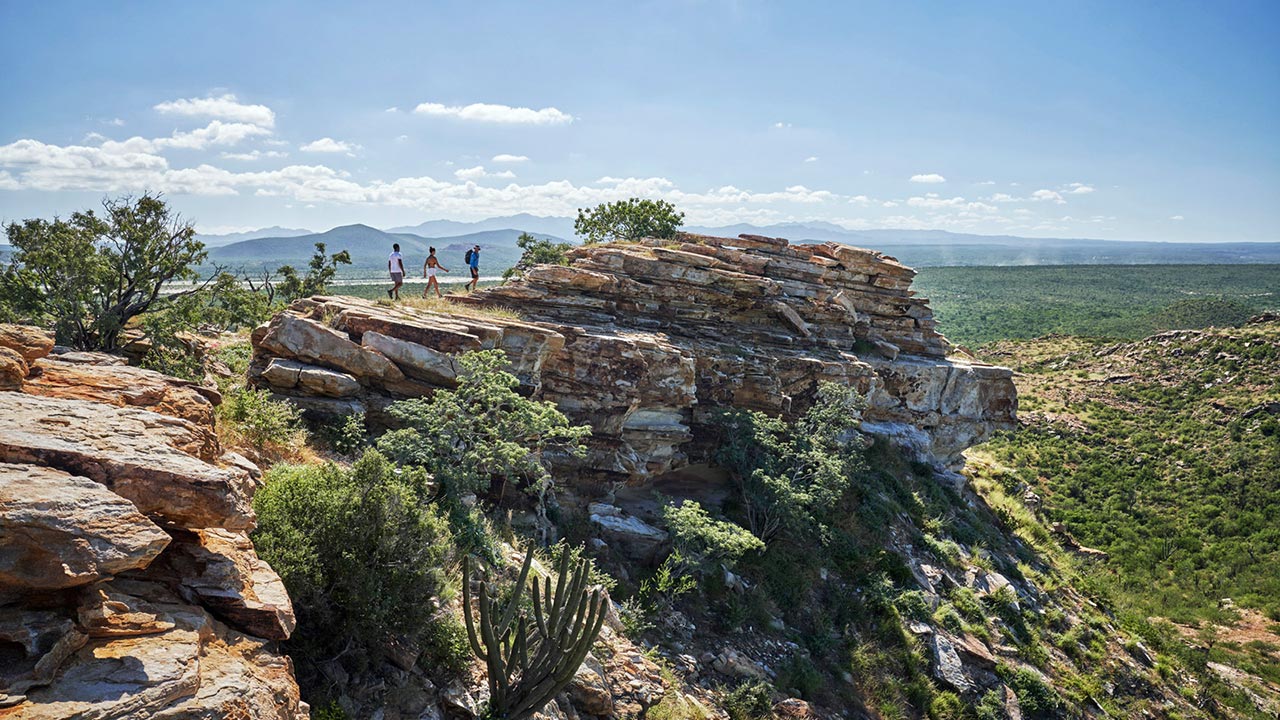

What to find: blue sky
left=1, top=1, right=1276, bottom=241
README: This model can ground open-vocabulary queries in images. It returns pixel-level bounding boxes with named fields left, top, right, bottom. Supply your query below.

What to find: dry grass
left=374, top=295, right=525, bottom=322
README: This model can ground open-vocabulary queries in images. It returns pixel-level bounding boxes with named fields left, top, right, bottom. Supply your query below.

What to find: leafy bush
left=315, top=412, right=368, bottom=457
left=218, top=385, right=306, bottom=451
left=662, top=499, right=763, bottom=571
left=377, top=350, right=590, bottom=501
left=722, top=680, right=773, bottom=720
left=503, top=232, right=573, bottom=279
left=714, top=382, right=867, bottom=544
left=252, top=450, right=453, bottom=682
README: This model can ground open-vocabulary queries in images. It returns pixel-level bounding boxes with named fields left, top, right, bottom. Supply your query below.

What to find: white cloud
left=106, top=118, right=125, bottom=127
left=976, top=180, right=996, bottom=186
left=154, top=121, right=272, bottom=150
left=910, top=173, right=946, bottom=184
left=455, top=165, right=516, bottom=180
left=395, top=135, right=409, bottom=142
left=989, top=193, right=1016, bottom=202
left=848, top=195, right=870, bottom=204
left=153, top=93, right=275, bottom=128
left=1031, top=189, right=1066, bottom=204
left=385, top=106, right=399, bottom=113
left=1067, top=182, right=1095, bottom=194
left=1170, top=215, right=1184, bottom=221
left=882, top=200, right=899, bottom=208
left=773, top=121, right=792, bottom=129
left=804, top=156, right=818, bottom=163
left=906, top=193, right=998, bottom=213
left=219, top=150, right=288, bottom=161
left=300, top=137, right=359, bottom=155
left=492, top=154, right=529, bottom=163
left=414, top=101, right=573, bottom=125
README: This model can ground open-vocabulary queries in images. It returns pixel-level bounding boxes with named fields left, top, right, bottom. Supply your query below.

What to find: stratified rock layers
left=252, top=235, right=1015, bottom=481
left=0, top=326, right=304, bottom=718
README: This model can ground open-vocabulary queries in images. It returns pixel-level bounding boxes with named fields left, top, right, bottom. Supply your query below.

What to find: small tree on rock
left=573, top=198, right=684, bottom=244
left=503, top=232, right=574, bottom=279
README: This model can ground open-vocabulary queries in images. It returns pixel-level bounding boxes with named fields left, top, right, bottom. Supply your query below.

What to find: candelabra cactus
left=463, top=547, right=609, bottom=720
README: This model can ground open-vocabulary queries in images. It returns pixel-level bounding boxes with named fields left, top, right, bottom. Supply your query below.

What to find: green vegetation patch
left=914, top=264, right=1279, bottom=346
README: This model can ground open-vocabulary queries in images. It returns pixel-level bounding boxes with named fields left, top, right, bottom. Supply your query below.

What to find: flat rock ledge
left=252, top=234, right=1016, bottom=483
left=0, top=325, right=305, bottom=719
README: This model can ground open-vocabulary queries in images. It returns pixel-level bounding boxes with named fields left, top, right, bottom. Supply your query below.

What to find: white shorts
left=427, top=267, right=437, bottom=278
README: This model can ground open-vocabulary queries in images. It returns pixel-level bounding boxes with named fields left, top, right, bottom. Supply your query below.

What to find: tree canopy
left=573, top=198, right=684, bottom=244
left=1, top=193, right=207, bottom=350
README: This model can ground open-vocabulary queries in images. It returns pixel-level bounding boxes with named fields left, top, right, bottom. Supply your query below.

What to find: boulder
left=930, top=632, right=974, bottom=693
left=0, top=324, right=55, bottom=363
left=153, top=528, right=296, bottom=641
left=257, top=313, right=404, bottom=383
left=0, top=347, right=26, bottom=391
left=566, top=661, right=613, bottom=716
left=362, top=331, right=460, bottom=385
left=0, top=463, right=170, bottom=593
left=24, top=358, right=221, bottom=427
left=259, top=357, right=361, bottom=398
left=0, top=393, right=257, bottom=532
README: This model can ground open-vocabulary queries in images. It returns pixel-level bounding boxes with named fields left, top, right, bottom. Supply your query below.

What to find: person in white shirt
left=387, top=243, right=405, bottom=300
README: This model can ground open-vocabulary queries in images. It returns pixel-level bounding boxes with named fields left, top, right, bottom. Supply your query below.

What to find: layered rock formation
left=0, top=325, right=304, bottom=718
left=250, top=235, right=1015, bottom=484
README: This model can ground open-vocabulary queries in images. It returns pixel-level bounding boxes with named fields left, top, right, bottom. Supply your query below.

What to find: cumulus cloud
left=773, top=121, right=792, bottom=129
left=455, top=165, right=516, bottom=180
left=492, top=154, right=529, bottom=163
left=106, top=118, right=125, bottom=127
left=414, top=101, right=573, bottom=125
left=154, top=121, right=272, bottom=150
left=1170, top=215, right=1184, bottom=221
left=1031, top=189, right=1066, bottom=204
left=1067, top=182, right=1095, bottom=194
left=385, top=106, right=399, bottom=113
left=300, top=137, right=358, bottom=154
left=153, top=93, right=275, bottom=128
left=804, top=156, right=818, bottom=163
left=910, top=173, right=946, bottom=184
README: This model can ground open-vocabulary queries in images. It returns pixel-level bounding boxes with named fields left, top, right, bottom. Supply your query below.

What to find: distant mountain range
left=15, top=216, right=1276, bottom=277
left=195, top=226, right=313, bottom=247
left=205, top=224, right=560, bottom=274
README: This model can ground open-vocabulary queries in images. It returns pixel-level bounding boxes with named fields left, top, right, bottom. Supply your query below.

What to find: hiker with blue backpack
left=465, top=244, right=481, bottom=292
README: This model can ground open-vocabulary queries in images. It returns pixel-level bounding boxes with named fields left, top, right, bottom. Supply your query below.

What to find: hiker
left=388, top=243, right=405, bottom=299
left=422, top=246, right=449, bottom=298
left=465, top=244, right=481, bottom=292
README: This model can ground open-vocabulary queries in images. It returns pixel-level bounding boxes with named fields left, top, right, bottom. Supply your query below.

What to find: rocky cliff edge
left=250, top=234, right=1016, bottom=483
left=0, top=324, right=305, bottom=718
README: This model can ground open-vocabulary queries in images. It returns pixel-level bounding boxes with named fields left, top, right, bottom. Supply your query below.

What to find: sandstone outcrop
left=251, top=234, right=1015, bottom=483
left=0, top=325, right=305, bottom=718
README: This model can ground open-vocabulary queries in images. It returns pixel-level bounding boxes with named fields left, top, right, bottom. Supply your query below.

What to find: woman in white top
left=422, top=246, right=449, bottom=298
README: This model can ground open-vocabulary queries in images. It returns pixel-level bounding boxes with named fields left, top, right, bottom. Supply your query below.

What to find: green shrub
left=998, top=664, right=1061, bottom=718
left=219, top=385, right=305, bottom=450
left=713, top=382, right=867, bottom=545
left=722, top=680, right=773, bottom=720
left=252, top=450, right=453, bottom=686
left=503, top=232, right=574, bottom=279
left=377, top=350, right=590, bottom=501
left=315, top=412, right=368, bottom=457
left=418, top=612, right=471, bottom=678
left=662, top=499, right=764, bottom=571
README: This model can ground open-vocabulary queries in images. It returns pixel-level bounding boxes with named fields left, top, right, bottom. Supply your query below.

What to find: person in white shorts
left=422, top=246, right=449, bottom=298
left=387, top=243, right=405, bottom=300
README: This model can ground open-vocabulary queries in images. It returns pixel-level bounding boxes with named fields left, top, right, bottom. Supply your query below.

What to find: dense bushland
left=914, top=264, right=1279, bottom=346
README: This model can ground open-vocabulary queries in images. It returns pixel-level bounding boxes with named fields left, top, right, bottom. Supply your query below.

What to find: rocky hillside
left=0, top=325, right=304, bottom=717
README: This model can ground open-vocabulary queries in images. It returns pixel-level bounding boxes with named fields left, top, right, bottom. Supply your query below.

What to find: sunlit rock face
left=252, top=234, right=1016, bottom=482
left=0, top=325, right=304, bottom=719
